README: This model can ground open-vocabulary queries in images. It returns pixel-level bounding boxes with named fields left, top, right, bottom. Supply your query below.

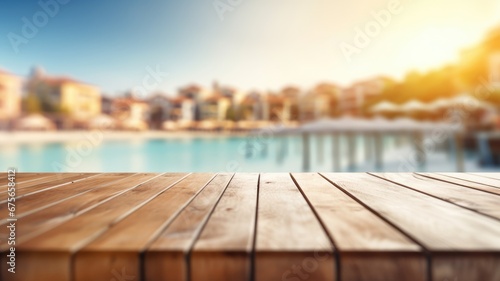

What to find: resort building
left=0, top=70, right=22, bottom=129
left=209, top=82, right=246, bottom=122
left=178, top=84, right=210, bottom=101
left=26, top=68, right=101, bottom=126
left=199, top=94, right=232, bottom=121
left=300, top=83, right=340, bottom=121
left=178, top=84, right=212, bottom=121
left=101, top=96, right=114, bottom=115
left=262, top=93, right=293, bottom=122
left=215, top=83, right=245, bottom=105
left=280, top=86, right=301, bottom=121
left=148, top=93, right=172, bottom=129
left=169, top=97, right=196, bottom=123
left=339, top=77, right=390, bottom=116
left=112, top=97, right=150, bottom=130
left=240, top=92, right=264, bottom=121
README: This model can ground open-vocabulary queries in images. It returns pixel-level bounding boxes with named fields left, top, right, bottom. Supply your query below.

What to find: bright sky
left=1, top=0, right=499, bottom=95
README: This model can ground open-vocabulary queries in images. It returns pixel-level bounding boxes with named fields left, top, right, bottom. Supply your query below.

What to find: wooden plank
left=0, top=174, right=55, bottom=198
left=1, top=172, right=498, bottom=281
left=0, top=172, right=15, bottom=186
left=0, top=173, right=99, bottom=202
left=17, top=174, right=174, bottom=251
left=73, top=173, right=216, bottom=281
left=190, top=173, right=259, bottom=281
left=0, top=173, right=158, bottom=250
left=255, top=173, right=335, bottom=281
left=291, top=173, right=426, bottom=281
left=321, top=173, right=500, bottom=281
left=0, top=173, right=88, bottom=193
left=145, top=173, right=234, bottom=281
left=1, top=173, right=188, bottom=281
left=2, top=173, right=88, bottom=188
left=418, top=173, right=500, bottom=196
left=471, top=173, right=500, bottom=181
left=0, top=173, right=135, bottom=222
left=439, top=173, right=500, bottom=188
left=372, top=173, right=500, bottom=220
left=0, top=172, right=42, bottom=186
left=0, top=173, right=52, bottom=189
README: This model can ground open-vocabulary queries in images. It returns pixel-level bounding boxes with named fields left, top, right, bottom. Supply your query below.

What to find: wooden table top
left=0, top=172, right=499, bottom=281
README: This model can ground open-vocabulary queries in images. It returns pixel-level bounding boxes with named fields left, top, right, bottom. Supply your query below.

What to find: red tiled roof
left=265, top=94, right=287, bottom=104
left=170, top=96, right=193, bottom=104
left=204, top=94, right=228, bottom=102
left=179, top=84, right=202, bottom=94
left=113, top=97, right=148, bottom=106
left=42, top=77, right=79, bottom=85
left=241, top=96, right=258, bottom=105
left=281, top=86, right=301, bottom=97
left=148, top=93, right=171, bottom=101
left=41, top=75, right=95, bottom=87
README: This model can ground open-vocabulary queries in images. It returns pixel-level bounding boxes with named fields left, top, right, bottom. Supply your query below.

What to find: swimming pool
left=0, top=134, right=490, bottom=172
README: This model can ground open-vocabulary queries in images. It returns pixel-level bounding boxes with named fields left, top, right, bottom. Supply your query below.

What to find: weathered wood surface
left=0, top=172, right=498, bottom=281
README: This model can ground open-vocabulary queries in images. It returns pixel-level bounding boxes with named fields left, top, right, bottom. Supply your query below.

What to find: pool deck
left=1, top=172, right=499, bottom=281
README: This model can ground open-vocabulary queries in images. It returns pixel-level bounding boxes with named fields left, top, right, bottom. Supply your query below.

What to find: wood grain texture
left=2, top=173, right=500, bottom=281
left=372, top=173, right=500, bottom=220
left=146, top=173, right=234, bottom=281
left=0, top=173, right=157, bottom=250
left=74, top=173, right=214, bottom=281
left=3, top=173, right=177, bottom=281
left=321, top=173, right=500, bottom=250
left=0, top=173, right=98, bottom=202
left=19, top=174, right=180, bottom=251
left=321, top=173, right=500, bottom=279
left=439, top=173, right=500, bottom=188
left=1, top=252, right=72, bottom=281
left=292, top=173, right=425, bottom=281
left=340, top=253, right=427, bottom=281
left=471, top=173, right=500, bottom=181
left=255, top=173, right=335, bottom=281
left=432, top=253, right=500, bottom=281
left=417, top=173, right=500, bottom=196
left=2, top=173, right=91, bottom=192
left=0, top=173, right=52, bottom=189
left=0, top=173, right=133, bottom=222
left=191, top=173, right=259, bottom=281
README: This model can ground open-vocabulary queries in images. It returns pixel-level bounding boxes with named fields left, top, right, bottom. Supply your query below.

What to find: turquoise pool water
left=0, top=135, right=489, bottom=172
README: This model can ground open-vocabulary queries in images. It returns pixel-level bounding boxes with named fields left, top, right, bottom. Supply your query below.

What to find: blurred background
left=1, top=0, right=499, bottom=172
